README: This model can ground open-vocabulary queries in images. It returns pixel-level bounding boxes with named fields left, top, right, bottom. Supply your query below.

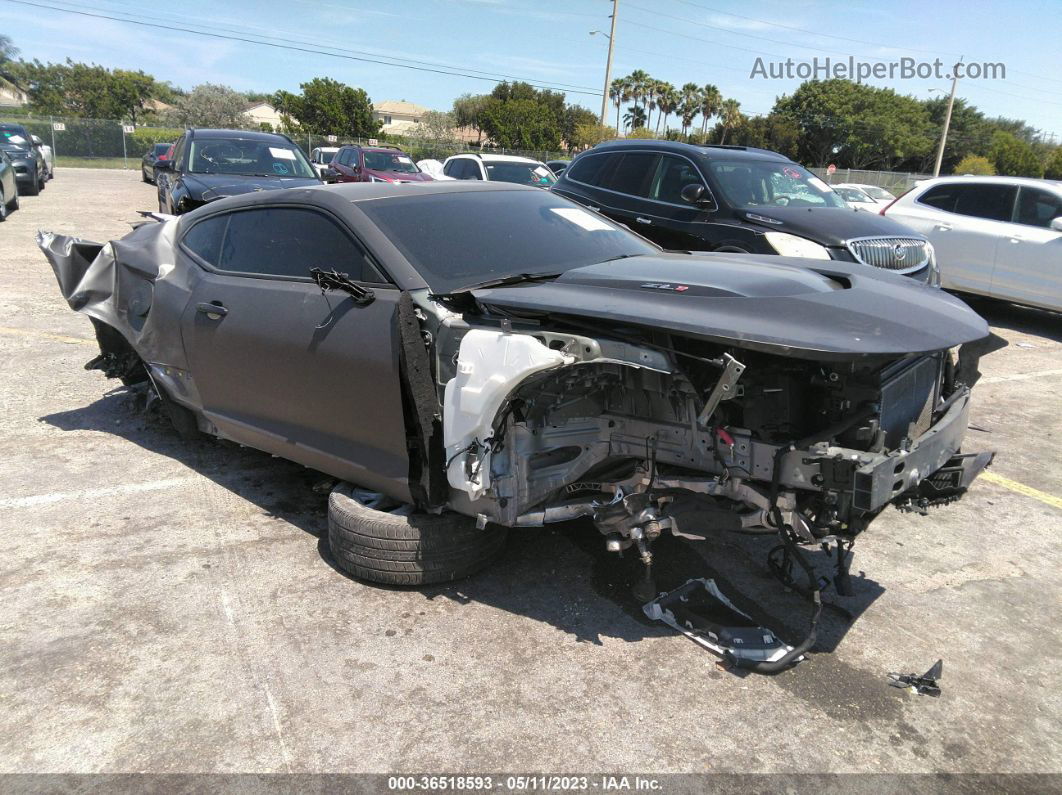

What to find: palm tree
left=627, top=69, right=650, bottom=120
left=678, top=82, right=700, bottom=137
left=643, top=78, right=662, bottom=131
left=718, top=98, right=743, bottom=144
left=609, top=77, right=627, bottom=134
left=623, top=105, right=647, bottom=131
left=655, top=83, right=678, bottom=134
left=699, top=84, right=722, bottom=136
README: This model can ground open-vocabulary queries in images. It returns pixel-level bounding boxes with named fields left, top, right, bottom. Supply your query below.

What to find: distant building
left=243, top=102, right=283, bottom=131
left=373, top=100, right=428, bottom=135
left=0, top=82, right=27, bottom=106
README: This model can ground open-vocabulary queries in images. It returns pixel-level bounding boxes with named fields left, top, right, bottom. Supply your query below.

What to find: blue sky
left=1, top=0, right=1060, bottom=138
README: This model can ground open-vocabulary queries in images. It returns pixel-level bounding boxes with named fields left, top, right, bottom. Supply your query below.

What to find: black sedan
left=155, top=128, right=321, bottom=215
left=141, top=142, right=172, bottom=184
left=0, top=140, right=44, bottom=197
left=40, top=182, right=993, bottom=667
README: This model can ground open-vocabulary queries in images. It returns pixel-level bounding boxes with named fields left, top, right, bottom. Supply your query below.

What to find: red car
left=326, top=145, right=434, bottom=183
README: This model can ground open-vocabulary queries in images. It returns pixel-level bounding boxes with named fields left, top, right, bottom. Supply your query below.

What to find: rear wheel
left=327, top=483, right=507, bottom=585
left=23, top=173, right=39, bottom=196
left=0, top=186, right=6, bottom=221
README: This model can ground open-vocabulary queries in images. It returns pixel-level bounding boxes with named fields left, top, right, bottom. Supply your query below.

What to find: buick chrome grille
left=846, top=237, right=929, bottom=272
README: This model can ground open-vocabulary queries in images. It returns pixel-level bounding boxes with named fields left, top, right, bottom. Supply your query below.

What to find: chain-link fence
left=0, top=108, right=568, bottom=167
left=810, top=167, right=932, bottom=194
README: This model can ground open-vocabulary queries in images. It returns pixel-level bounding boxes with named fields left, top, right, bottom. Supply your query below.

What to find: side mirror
left=31, top=135, right=43, bottom=145
left=155, top=159, right=173, bottom=171
left=1051, top=217, right=1062, bottom=232
left=680, top=183, right=710, bottom=205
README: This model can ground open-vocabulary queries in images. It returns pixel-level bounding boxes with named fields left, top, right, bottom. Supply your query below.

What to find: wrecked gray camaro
left=40, top=182, right=994, bottom=671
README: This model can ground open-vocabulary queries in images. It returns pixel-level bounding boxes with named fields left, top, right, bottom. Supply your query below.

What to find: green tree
left=452, top=93, right=490, bottom=145
left=609, top=77, right=630, bottom=133
left=654, top=83, right=678, bottom=135
left=678, top=82, right=700, bottom=137
left=0, top=35, right=20, bottom=95
left=272, top=77, right=379, bottom=137
left=18, top=59, right=156, bottom=121
left=479, top=97, right=560, bottom=150
left=419, top=110, right=457, bottom=143
left=953, top=154, right=996, bottom=175
left=989, top=130, right=1043, bottom=177
left=570, top=121, right=614, bottom=150
left=164, top=83, right=251, bottom=129
left=563, top=105, right=598, bottom=150
left=1044, top=147, right=1062, bottom=180
left=716, top=98, right=743, bottom=144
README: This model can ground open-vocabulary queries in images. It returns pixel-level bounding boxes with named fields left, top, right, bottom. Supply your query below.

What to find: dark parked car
left=141, top=142, right=173, bottom=184
left=545, top=159, right=571, bottom=176
left=0, top=149, right=18, bottom=220
left=326, top=144, right=433, bottom=183
left=553, top=140, right=937, bottom=283
left=40, top=182, right=993, bottom=671
left=155, top=128, right=321, bottom=214
left=0, top=139, right=44, bottom=197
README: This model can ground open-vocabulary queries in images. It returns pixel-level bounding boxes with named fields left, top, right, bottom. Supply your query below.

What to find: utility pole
left=599, top=0, right=618, bottom=125
left=932, top=58, right=962, bottom=178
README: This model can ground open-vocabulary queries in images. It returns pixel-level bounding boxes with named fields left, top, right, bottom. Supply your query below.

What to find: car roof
left=187, top=128, right=295, bottom=142
left=912, top=175, right=1061, bottom=191
left=451, top=153, right=544, bottom=164
left=587, top=138, right=792, bottom=162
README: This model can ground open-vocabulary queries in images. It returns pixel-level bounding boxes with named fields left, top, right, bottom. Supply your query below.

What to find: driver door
left=177, top=204, right=411, bottom=499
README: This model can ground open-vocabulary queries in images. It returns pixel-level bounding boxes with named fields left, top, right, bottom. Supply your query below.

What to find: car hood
left=183, top=173, right=321, bottom=200
left=364, top=168, right=434, bottom=182
left=739, top=206, right=921, bottom=246
left=470, top=252, right=989, bottom=360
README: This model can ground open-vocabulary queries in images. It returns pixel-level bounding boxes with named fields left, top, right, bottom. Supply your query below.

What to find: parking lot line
left=981, top=470, right=1062, bottom=511
left=0, top=326, right=94, bottom=346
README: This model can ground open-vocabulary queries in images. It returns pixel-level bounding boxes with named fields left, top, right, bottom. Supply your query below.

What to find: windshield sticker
left=273, top=162, right=290, bottom=175
left=782, top=166, right=802, bottom=179
left=807, top=176, right=831, bottom=192
left=269, top=147, right=297, bottom=160
left=533, top=166, right=551, bottom=177
left=7, top=134, right=26, bottom=144
left=550, top=207, right=614, bottom=231
left=395, top=155, right=413, bottom=164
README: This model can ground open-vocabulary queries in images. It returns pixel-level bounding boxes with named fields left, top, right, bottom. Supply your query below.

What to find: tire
left=22, top=172, right=39, bottom=196
left=0, top=186, right=6, bottom=221
left=37, top=171, right=45, bottom=192
left=142, top=168, right=150, bottom=183
left=328, top=483, right=507, bottom=585
left=11, top=187, right=18, bottom=212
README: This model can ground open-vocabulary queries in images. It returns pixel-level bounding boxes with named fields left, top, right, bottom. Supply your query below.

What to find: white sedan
left=834, top=182, right=896, bottom=207
left=882, top=176, right=1062, bottom=312
left=833, top=185, right=880, bottom=212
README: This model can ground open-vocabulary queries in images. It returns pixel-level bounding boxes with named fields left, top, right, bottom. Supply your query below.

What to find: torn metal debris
left=888, top=659, right=943, bottom=697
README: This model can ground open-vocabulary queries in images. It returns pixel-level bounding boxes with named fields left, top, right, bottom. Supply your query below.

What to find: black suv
left=155, top=128, right=321, bottom=215
left=552, top=140, right=936, bottom=282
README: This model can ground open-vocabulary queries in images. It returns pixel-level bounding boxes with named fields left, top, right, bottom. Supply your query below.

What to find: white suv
left=442, top=153, right=557, bottom=187
left=883, top=176, right=1062, bottom=312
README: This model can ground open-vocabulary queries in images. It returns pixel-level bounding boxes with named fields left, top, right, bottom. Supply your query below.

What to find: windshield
left=364, top=150, right=420, bottom=173
left=836, top=187, right=873, bottom=203
left=861, top=186, right=894, bottom=200
left=710, top=161, right=846, bottom=209
left=152, top=143, right=171, bottom=156
left=356, top=189, right=657, bottom=293
left=188, top=138, right=317, bottom=178
left=485, top=161, right=557, bottom=187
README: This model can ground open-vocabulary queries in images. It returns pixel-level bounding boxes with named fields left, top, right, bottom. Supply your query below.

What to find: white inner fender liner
left=443, top=329, right=573, bottom=499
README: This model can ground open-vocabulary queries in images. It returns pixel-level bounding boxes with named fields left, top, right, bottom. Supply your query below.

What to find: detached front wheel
left=328, top=483, right=507, bottom=585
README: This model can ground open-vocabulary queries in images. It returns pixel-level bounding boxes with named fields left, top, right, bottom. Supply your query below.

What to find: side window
left=603, top=152, right=660, bottom=197
left=1014, top=187, right=1062, bottom=229
left=565, top=153, right=610, bottom=186
left=649, top=155, right=706, bottom=204
left=172, top=135, right=186, bottom=170
left=917, top=184, right=959, bottom=212
left=182, top=215, right=228, bottom=267
left=953, top=184, right=1017, bottom=222
left=443, top=159, right=459, bottom=177
left=206, top=208, right=386, bottom=282
left=464, top=160, right=483, bottom=180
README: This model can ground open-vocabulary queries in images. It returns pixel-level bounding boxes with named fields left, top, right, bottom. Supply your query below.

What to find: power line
left=0, top=0, right=606, bottom=96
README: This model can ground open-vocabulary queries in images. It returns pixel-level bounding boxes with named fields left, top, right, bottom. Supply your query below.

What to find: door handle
left=196, top=301, right=228, bottom=319
left=934, top=224, right=951, bottom=231
left=1008, top=236, right=1023, bottom=244
left=635, top=216, right=652, bottom=225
